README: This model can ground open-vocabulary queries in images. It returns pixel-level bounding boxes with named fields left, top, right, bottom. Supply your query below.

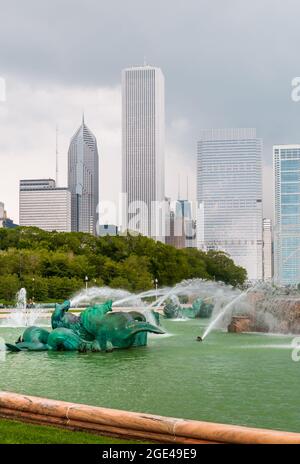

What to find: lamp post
left=85, top=275, right=89, bottom=291
left=32, top=277, right=35, bottom=300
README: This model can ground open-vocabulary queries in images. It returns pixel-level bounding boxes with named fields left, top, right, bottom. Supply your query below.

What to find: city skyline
left=3, top=1, right=300, bottom=224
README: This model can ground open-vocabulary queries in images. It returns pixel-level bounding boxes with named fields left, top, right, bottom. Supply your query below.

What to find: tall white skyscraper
left=19, top=179, right=71, bottom=232
left=274, top=145, right=300, bottom=285
left=68, top=117, right=99, bottom=235
left=197, top=129, right=263, bottom=281
left=122, top=65, right=165, bottom=241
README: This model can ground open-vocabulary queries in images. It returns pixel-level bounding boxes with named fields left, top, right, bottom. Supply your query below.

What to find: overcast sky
left=0, top=0, right=300, bottom=223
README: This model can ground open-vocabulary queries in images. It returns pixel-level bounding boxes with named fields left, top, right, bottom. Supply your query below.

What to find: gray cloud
left=1, top=0, right=300, bottom=220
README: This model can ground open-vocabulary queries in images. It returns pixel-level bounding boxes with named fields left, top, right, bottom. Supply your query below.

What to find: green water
left=0, top=319, right=299, bottom=432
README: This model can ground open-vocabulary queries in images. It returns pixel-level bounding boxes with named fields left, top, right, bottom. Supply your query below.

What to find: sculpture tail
left=126, top=322, right=165, bottom=338
left=5, top=342, right=48, bottom=352
left=5, top=343, right=22, bottom=352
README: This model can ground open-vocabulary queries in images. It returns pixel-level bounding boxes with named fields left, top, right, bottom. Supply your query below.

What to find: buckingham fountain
left=4, top=279, right=300, bottom=353
left=4, top=279, right=300, bottom=350
left=2, top=279, right=300, bottom=435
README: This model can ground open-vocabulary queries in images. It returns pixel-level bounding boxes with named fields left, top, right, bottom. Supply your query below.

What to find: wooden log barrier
left=0, top=391, right=299, bottom=444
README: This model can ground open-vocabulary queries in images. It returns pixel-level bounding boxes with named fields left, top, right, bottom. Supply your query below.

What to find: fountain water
left=201, top=287, right=251, bottom=340
left=5, top=279, right=298, bottom=335
left=70, top=279, right=244, bottom=330
left=10, top=288, right=29, bottom=326
left=2, top=288, right=48, bottom=328
left=70, top=287, right=133, bottom=307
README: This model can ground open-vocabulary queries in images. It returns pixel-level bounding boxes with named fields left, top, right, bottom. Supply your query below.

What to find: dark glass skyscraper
left=68, top=117, right=99, bottom=235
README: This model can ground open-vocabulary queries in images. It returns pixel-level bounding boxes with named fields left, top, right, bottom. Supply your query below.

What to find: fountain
left=14, top=288, right=28, bottom=325
left=201, top=287, right=251, bottom=340
left=2, top=279, right=300, bottom=436
left=163, top=296, right=214, bottom=320
left=3, top=288, right=47, bottom=328
left=225, top=282, right=300, bottom=335
left=5, top=299, right=165, bottom=352
left=4, top=279, right=300, bottom=341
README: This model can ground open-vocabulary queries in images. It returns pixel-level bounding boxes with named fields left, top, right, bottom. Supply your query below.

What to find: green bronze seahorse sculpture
left=5, top=299, right=164, bottom=353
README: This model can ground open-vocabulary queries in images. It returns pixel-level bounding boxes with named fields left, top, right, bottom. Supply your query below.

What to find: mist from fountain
left=201, top=287, right=251, bottom=340
left=4, top=279, right=298, bottom=334
left=71, top=287, right=133, bottom=307
left=69, top=279, right=243, bottom=329
left=2, top=288, right=48, bottom=328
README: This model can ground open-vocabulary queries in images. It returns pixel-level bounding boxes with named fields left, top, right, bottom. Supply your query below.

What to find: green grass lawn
left=0, top=418, right=146, bottom=444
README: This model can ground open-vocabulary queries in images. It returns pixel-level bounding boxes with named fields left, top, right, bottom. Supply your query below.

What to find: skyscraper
left=165, top=199, right=185, bottom=249
left=176, top=200, right=196, bottom=248
left=19, top=179, right=71, bottom=232
left=197, top=129, right=263, bottom=281
left=0, top=202, right=4, bottom=228
left=122, top=64, right=165, bottom=241
left=68, top=117, right=99, bottom=235
left=274, top=145, right=300, bottom=285
left=263, top=218, right=273, bottom=281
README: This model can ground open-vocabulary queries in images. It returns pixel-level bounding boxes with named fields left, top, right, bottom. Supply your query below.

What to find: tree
left=0, top=275, right=20, bottom=302
left=0, top=228, right=247, bottom=303
left=119, top=255, right=153, bottom=292
left=205, top=250, right=247, bottom=286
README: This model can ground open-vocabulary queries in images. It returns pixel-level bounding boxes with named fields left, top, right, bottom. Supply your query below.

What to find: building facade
left=197, top=128, right=263, bottom=281
left=98, top=224, right=118, bottom=236
left=274, top=145, right=300, bottom=285
left=122, top=65, right=165, bottom=241
left=0, top=202, right=18, bottom=228
left=177, top=200, right=196, bottom=248
left=68, top=117, right=99, bottom=235
left=19, top=179, right=71, bottom=232
left=262, top=218, right=273, bottom=281
left=165, top=199, right=185, bottom=249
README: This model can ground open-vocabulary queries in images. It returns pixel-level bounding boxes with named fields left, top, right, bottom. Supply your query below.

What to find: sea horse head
left=51, top=300, right=71, bottom=329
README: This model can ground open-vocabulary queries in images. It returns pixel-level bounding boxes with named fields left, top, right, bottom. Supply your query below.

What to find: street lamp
left=32, top=277, right=35, bottom=300
left=85, top=275, right=89, bottom=291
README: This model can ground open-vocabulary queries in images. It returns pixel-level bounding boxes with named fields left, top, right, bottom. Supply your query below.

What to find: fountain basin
left=1, top=391, right=300, bottom=444
left=228, top=316, right=252, bottom=333
left=0, top=320, right=299, bottom=433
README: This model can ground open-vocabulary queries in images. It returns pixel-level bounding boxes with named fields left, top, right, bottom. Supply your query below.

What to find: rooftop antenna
left=55, top=124, right=59, bottom=187
left=143, top=56, right=147, bottom=66
left=177, top=174, right=181, bottom=200
left=186, top=176, right=189, bottom=200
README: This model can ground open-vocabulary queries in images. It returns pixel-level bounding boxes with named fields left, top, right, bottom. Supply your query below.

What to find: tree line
left=0, top=227, right=247, bottom=303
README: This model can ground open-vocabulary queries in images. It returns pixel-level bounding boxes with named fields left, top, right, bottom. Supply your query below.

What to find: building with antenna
left=55, top=125, right=59, bottom=186
left=68, top=116, right=99, bottom=235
